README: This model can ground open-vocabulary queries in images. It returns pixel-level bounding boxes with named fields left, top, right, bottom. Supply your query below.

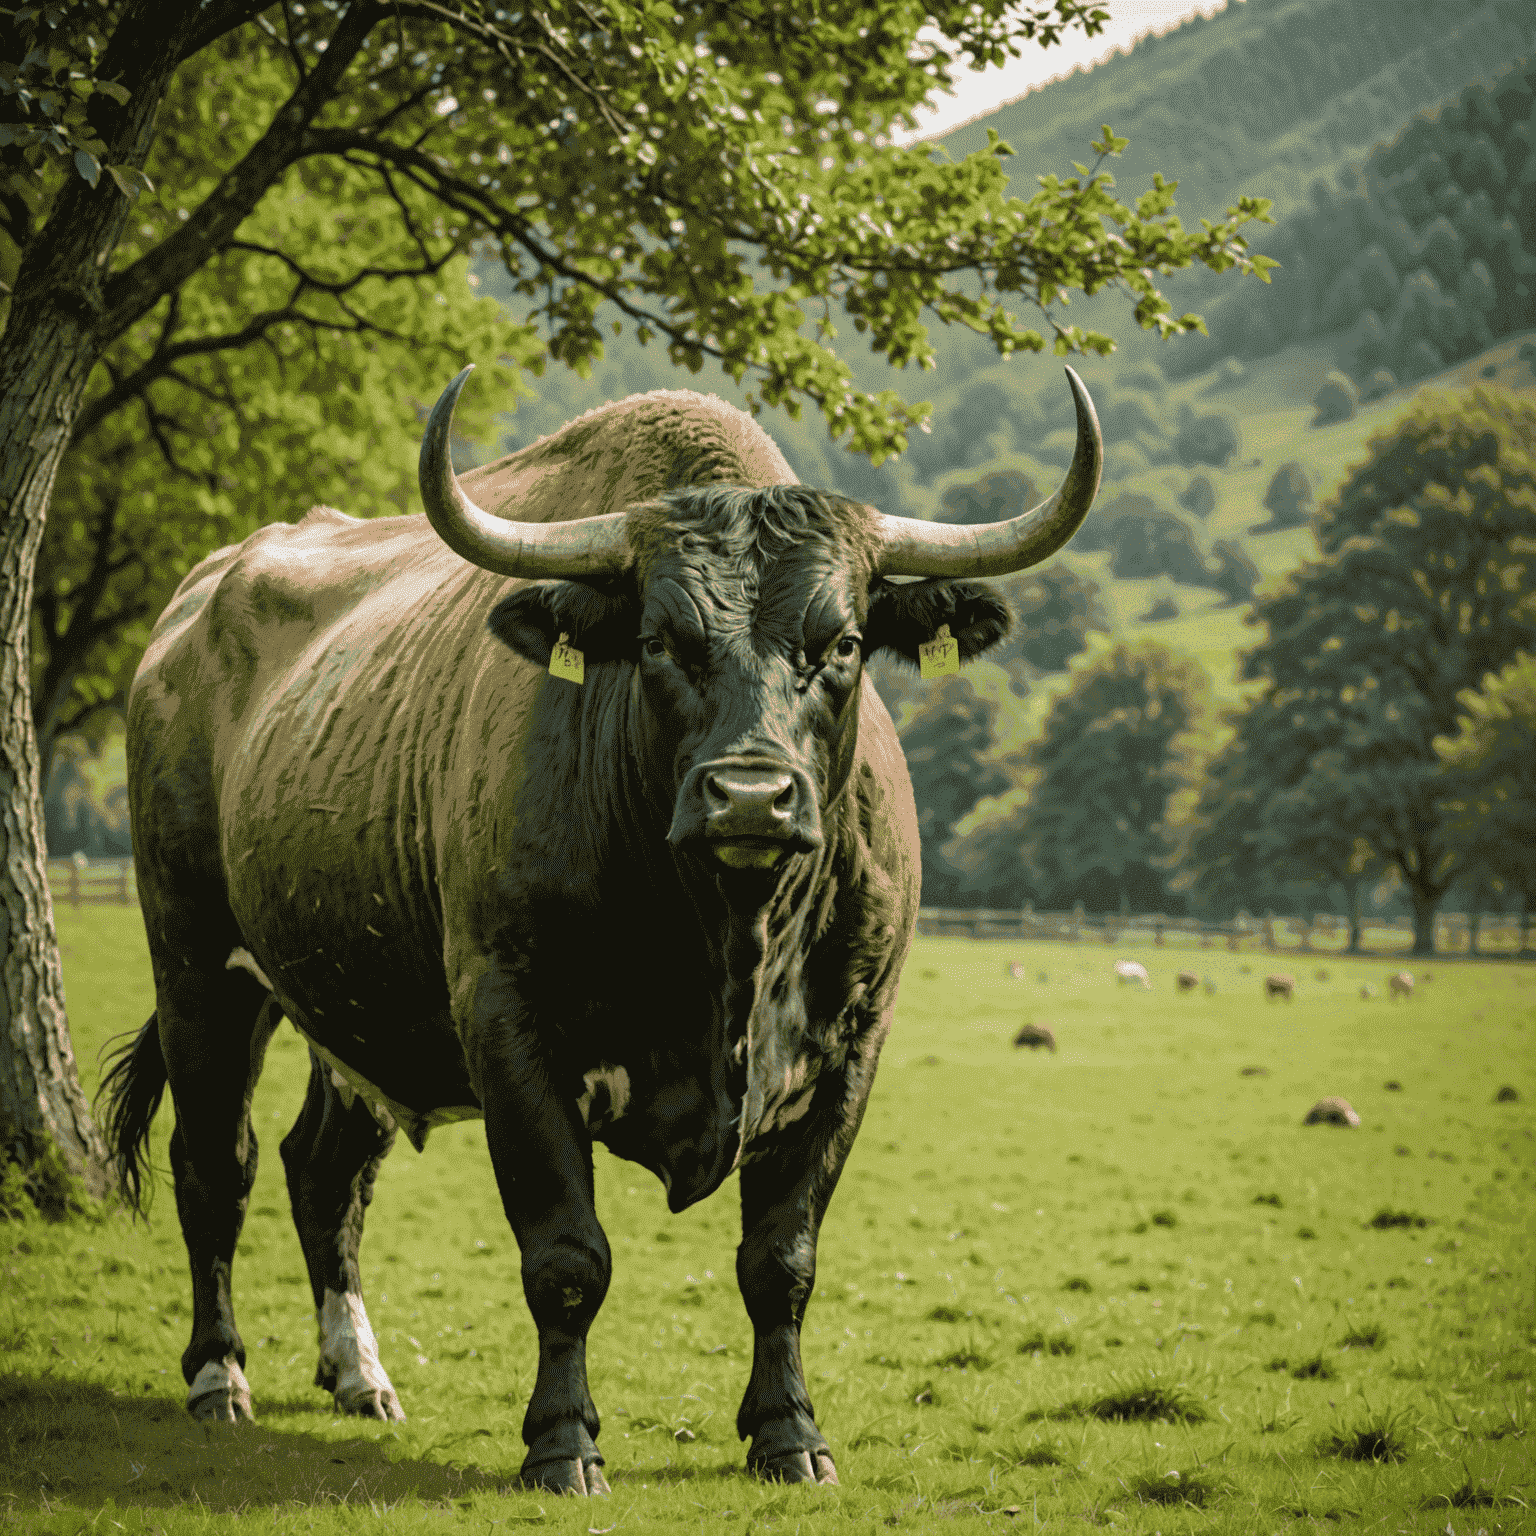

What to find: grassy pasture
left=2, top=908, right=1532, bottom=1534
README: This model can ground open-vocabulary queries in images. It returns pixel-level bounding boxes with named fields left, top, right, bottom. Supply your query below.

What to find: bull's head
left=419, top=368, right=1100, bottom=884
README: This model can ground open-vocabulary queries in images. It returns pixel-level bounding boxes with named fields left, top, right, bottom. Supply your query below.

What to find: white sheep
left=1114, top=959, right=1151, bottom=989
left=1389, top=971, right=1414, bottom=1001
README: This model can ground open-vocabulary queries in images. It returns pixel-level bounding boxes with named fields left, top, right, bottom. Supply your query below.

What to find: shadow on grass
left=0, top=1373, right=511, bottom=1515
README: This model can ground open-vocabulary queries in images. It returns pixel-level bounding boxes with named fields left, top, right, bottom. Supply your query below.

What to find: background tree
left=1221, top=387, right=1536, bottom=953
left=1436, top=650, right=1536, bottom=954
left=1179, top=696, right=1383, bottom=947
left=0, top=0, right=1276, bottom=1203
left=1257, top=460, right=1314, bottom=532
left=954, top=641, right=1208, bottom=913
left=991, top=565, right=1110, bottom=685
left=898, top=681, right=1010, bottom=908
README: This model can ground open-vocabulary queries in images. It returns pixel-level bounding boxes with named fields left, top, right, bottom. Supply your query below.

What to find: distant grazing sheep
left=1203, top=977, right=1217, bottom=995
left=1303, top=1096, right=1360, bottom=1127
left=1264, top=974, right=1295, bottom=1002
left=1314, top=967, right=1330, bottom=982
left=1008, top=961, right=1025, bottom=980
left=1359, top=984, right=1376, bottom=1000
left=1495, top=1084, right=1521, bottom=1103
left=1013, top=1022, right=1057, bottom=1053
left=1389, top=971, right=1414, bottom=1000
left=1176, top=971, right=1199, bottom=993
left=1114, top=959, right=1151, bottom=989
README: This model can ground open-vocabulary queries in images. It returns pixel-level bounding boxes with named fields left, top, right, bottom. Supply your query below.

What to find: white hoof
left=318, top=1290, right=406, bottom=1421
left=187, top=1355, right=253, bottom=1422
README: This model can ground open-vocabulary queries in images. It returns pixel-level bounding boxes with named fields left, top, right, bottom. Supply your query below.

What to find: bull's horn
left=419, top=365, right=629, bottom=578
left=874, top=366, right=1103, bottom=578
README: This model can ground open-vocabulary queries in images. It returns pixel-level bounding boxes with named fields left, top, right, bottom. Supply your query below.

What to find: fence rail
left=915, top=906, right=1533, bottom=957
left=46, top=857, right=137, bottom=907
left=42, top=860, right=1532, bottom=957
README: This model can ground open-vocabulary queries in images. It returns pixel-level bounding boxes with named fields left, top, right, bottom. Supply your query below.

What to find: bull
left=101, top=365, right=1101, bottom=1494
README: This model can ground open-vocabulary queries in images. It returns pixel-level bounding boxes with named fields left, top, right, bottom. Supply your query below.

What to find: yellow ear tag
left=918, top=623, right=960, bottom=680
left=549, top=631, right=585, bottom=685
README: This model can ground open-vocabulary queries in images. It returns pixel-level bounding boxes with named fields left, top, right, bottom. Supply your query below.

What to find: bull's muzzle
left=668, top=761, right=823, bottom=868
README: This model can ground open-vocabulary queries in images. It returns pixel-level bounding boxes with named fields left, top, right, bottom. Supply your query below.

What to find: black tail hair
left=96, top=1014, right=167, bottom=1217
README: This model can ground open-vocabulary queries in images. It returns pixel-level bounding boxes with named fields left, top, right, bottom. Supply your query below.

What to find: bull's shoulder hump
left=460, top=390, right=797, bottom=526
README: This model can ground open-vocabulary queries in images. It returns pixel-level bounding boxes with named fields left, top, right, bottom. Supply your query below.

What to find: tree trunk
left=0, top=0, right=214, bottom=1205
left=0, top=307, right=114, bottom=1201
left=1345, top=880, right=1363, bottom=955
left=1406, top=884, right=1439, bottom=958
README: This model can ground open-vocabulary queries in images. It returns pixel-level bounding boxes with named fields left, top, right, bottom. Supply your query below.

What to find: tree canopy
left=1187, top=387, right=1536, bottom=952
left=952, top=641, right=1208, bottom=913
left=1436, top=649, right=1536, bottom=938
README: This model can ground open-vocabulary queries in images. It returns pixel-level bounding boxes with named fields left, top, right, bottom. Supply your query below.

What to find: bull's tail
left=96, top=1014, right=168, bottom=1217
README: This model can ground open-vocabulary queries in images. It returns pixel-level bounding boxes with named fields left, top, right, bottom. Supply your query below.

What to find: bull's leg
left=735, top=1050, right=883, bottom=1486
left=159, top=981, right=281, bottom=1422
left=281, top=1050, right=403, bottom=1421
left=480, top=1031, right=612, bottom=1496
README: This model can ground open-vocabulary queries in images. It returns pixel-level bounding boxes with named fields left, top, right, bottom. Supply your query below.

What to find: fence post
left=1154, top=918, right=1165, bottom=948
left=118, top=862, right=131, bottom=905
left=69, top=851, right=86, bottom=908
left=1071, top=903, right=1083, bottom=942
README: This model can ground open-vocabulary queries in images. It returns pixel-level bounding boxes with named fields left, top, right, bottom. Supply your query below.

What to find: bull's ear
left=487, top=578, right=640, bottom=667
left=863, top=579, right=1011, bottom=667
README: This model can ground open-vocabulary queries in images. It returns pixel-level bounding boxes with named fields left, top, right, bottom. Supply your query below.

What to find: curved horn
left=419, top=365, right=629, bottom=578
left=874, top=366, right=1103, bottom=578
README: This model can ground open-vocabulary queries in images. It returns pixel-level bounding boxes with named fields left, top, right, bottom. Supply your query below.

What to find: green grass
left=3, top=910, right=1532, bottom=1533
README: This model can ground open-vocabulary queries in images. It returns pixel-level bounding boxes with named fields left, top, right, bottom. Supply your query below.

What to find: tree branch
left=99, top=0, right=385, bottom=346
left=176, top=0, right=277, bottom=64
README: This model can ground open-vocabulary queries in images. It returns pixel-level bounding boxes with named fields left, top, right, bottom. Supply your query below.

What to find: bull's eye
left=835, top=635, right=861, bottom=661
left=642, top=636, right=667, bottom=660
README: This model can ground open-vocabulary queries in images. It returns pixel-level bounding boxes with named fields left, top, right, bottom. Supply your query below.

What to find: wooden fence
left=42, top=859, right=1531, bottom=957
left=915, top=906, right=1533, bottom=957
left=46, top=857, right=137, bottom=908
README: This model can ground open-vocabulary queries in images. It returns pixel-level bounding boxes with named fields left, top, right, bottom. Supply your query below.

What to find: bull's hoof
left=749, top=1448, right=838, bottom=1485
left=187, top=1356, right=253, bottom=1423
left=520, top=1421, right=607, bottom=1496
left=335, top=1383, right=405, bottom=1422
left=520, top=1457, right=610, bottom=1496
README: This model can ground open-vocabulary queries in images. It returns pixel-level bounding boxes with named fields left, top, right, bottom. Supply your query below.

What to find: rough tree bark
left=0, top=1, right=208, bottom=1202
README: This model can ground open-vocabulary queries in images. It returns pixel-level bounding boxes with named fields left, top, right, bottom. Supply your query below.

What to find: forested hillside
left=1169, top=58, right=1536, bottom=387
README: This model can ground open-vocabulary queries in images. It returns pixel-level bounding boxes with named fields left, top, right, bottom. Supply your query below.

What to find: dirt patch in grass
left=1027, top=1379, right=1207, bottom=1425
left=933, top=1347, right=993, bottom=1371
left=1120, top=1466, right=1221, bottom=1508
left=1289, top=1352, right=1337, bottom=1380
left=1317, top=1409, right=1413, bottom=1463
left=1366, top=1208, right=1431, bottom=1229
left=1017, top=1330, right=1075, bottom=1357
left=1339, top=1323, right=1387, bottom=1350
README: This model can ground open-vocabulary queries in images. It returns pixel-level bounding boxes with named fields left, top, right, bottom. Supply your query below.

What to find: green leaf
left=92, top=79, right=131, bottom=106
left=73, top=147, right=99, bottom=187
left=104, top=163, right=152, bottom=200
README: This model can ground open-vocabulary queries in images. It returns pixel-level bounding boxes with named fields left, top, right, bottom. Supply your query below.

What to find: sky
left=899, top=0, right=1236, bottom=142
